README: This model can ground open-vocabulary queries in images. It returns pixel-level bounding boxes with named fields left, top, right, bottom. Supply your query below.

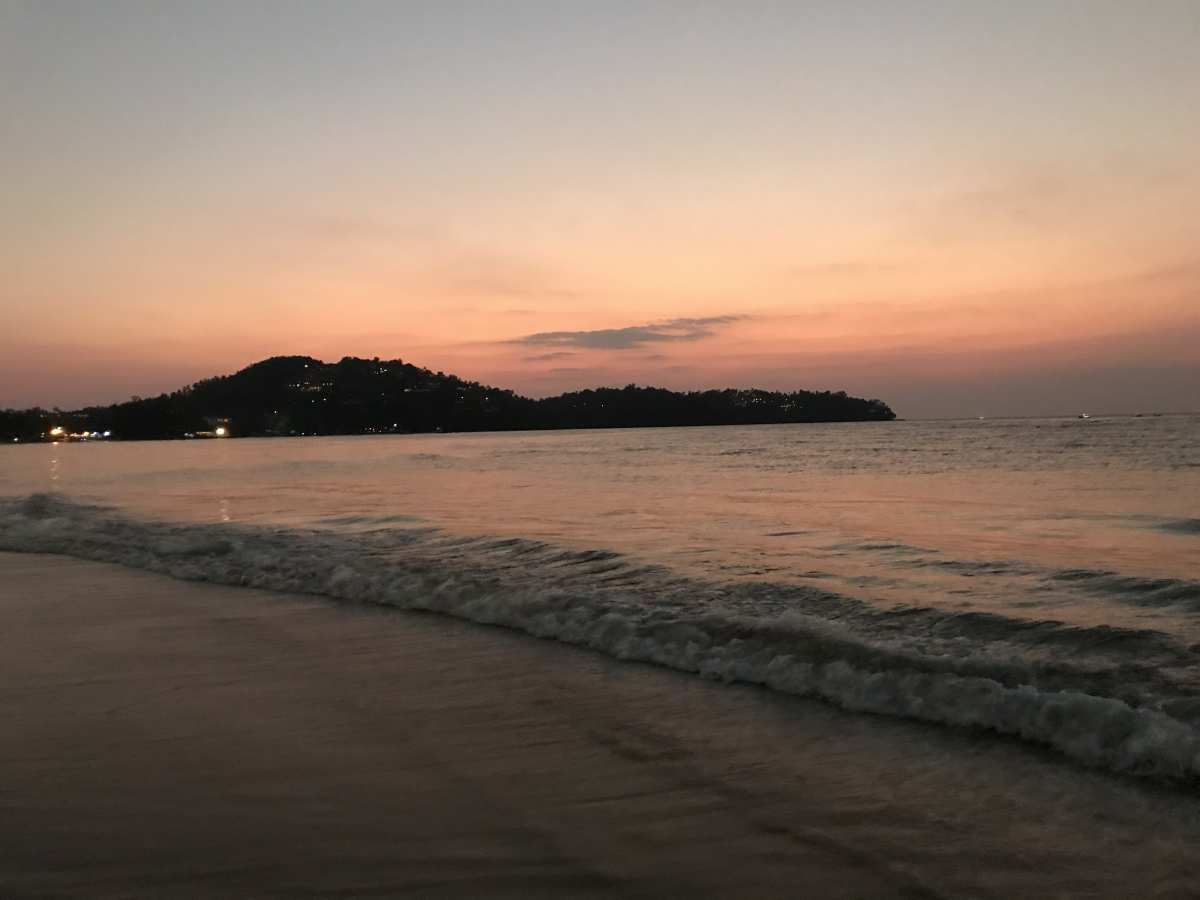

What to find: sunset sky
left=2, top=1, right=1198, bottom=418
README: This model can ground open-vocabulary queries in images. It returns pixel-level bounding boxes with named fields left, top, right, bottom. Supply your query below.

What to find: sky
left=2, top=1, right=1198, bottom=418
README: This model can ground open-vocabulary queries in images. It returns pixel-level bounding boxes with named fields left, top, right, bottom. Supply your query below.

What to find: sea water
left=2, top=415, right=1198, bottom=779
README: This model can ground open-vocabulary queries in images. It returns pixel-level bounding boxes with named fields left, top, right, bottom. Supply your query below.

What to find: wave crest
left=2, top=493, right=1199, bottom=781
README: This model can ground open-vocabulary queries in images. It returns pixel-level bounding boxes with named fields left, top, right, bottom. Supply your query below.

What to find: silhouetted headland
left=1, top=355, right=895, bottom=441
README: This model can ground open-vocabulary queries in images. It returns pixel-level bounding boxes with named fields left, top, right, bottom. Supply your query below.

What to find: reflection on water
left=3, top=415, right=1198, bottom=637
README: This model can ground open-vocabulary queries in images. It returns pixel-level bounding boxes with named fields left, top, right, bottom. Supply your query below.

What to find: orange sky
left=2, top=2, right=1198, bottom=417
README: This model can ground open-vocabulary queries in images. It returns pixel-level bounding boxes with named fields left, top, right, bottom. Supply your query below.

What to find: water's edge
left=4, top=492, right=1199, bottom=784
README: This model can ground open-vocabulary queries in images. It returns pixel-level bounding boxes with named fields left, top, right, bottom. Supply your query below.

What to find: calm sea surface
left=2, top=415, right=1199, bottom=779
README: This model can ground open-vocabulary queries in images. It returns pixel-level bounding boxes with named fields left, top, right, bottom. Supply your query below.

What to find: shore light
left=215, top=426, right=228, bottom=437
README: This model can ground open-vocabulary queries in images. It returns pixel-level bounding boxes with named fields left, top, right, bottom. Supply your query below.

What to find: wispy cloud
left=437, top=252, right=585, bottom=301
left=525, top=351, right=576, bottom=362
left=1113, top=258, right=1200, bottom=286
left=511, top=315, right=746, bottom=350
left=278, top=212, right=442, bottom=246
left=787, top=260, right=904, bottom=277
left=275, top=213, right=585, bottom=301
left=914, top=162, right=1190, bottom=244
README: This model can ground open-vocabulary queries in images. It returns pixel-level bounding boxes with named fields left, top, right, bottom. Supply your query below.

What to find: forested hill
left=1, top=355, right=896, bottom=441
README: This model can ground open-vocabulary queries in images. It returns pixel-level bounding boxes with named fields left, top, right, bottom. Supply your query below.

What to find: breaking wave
left=3, top=492, right=1200, bottom=782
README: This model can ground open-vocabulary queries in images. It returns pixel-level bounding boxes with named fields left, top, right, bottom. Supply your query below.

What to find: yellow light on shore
left=49, top=426, right=64, bottom=437
left=215, top=426, right=228, bottom=437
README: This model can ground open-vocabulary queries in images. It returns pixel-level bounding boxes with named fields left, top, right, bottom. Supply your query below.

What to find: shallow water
left=2, top=415, right=1198, bottom=778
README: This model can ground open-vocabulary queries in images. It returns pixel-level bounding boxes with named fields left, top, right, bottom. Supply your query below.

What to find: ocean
left=2, top=414, right=1199, bottom=781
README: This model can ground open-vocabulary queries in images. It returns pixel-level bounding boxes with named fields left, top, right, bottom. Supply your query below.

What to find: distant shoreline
left=8, top=411, right=1199, bottom=446
left=0, top=354, right=896, bottom=443
left=5, top=416, right=903, bottom=445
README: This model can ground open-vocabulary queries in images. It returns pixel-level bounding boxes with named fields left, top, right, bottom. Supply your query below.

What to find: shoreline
left=2, top=552, right=1199, bottom=897
left=3, top=415, right=897, bottom=446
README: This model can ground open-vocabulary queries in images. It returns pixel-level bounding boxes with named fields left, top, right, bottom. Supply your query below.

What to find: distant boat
left=1078, top=413, right=1091, bottom=419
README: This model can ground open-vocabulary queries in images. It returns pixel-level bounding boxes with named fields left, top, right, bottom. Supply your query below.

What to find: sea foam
left=3, top=493, right=1199, bottom=781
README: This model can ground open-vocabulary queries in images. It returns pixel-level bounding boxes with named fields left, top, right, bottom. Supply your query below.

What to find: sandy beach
left=3, top=550, right=1198, bottom=899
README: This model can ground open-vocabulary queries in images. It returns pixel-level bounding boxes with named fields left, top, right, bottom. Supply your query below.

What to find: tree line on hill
left=1, top=355, right=895, bottom=442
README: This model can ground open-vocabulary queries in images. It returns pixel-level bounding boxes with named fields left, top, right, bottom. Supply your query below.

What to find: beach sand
left=2, top=551, right=1197, bottom=898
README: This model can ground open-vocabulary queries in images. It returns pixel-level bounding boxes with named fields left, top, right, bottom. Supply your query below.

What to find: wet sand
left=2, top=551, right=1198, bottom=898
left=0, top=552, right=924, bottom=898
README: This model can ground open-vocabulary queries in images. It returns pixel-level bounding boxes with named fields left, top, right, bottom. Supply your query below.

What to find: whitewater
left=2, top=415, right=1198, bottom=781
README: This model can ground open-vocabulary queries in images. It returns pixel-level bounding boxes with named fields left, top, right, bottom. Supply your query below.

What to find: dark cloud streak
left=512, top=315, right=746, bottom=350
